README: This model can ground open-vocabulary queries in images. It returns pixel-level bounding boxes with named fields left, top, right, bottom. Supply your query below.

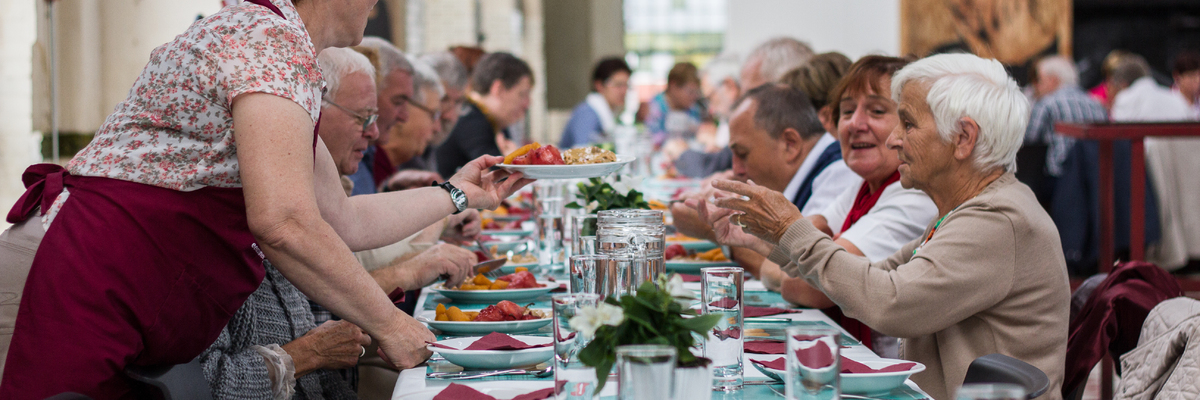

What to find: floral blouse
left=67, top=0, right=323, bottom=192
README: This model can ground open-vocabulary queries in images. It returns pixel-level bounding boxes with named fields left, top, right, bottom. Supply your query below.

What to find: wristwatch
left=434, top=181, right=468, bottom=214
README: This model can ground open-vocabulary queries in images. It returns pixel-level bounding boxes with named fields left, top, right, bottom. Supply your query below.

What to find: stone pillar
left=0, top=0, right=41, bottom=220
left=541, top=0, right=624, bottom=143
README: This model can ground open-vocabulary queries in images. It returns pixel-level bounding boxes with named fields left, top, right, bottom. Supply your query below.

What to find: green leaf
left=677, top=312, right=722, bottom=334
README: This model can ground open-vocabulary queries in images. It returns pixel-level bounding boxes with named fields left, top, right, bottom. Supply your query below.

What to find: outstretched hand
left=709, top=179, right=803, bottom=245
left=449, top=155, right=536, bottom=210
left=689, top=198, right=774, bottom=257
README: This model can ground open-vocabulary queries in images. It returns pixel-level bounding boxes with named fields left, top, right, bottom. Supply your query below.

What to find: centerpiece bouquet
left=569, top=274, right=721, bottom=391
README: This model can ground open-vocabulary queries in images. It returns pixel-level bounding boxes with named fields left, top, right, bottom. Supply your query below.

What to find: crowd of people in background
left=1, top=0, right=1199, bottom=397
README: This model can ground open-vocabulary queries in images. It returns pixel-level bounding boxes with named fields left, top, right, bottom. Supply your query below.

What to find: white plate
left=417, top=309, right=552, bottom=335
left=396, top=385, right=538, bottom=400
left=428, top=335, right=554, bottom=370
left=497, top=155, right=634, bottom=179
left=750, top=358, right=926, bottom=395
left=665, top=260, right=740, bottom=274
left=430, top=280, right=558, bottom=303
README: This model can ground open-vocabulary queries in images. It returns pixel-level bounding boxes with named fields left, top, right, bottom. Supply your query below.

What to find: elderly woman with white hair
left=700, top=53, right=1070, bottom=400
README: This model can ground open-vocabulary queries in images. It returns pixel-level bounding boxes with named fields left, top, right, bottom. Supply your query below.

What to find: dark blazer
left=436, top=102, right=501, bottom=178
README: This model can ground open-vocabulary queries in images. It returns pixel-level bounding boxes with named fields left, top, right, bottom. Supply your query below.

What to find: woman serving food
left=0, top=0, right=531, bottom=397
left=697, top=54, right=1070, bottom=400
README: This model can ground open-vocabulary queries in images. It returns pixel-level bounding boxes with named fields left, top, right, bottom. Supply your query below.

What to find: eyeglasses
left=323, top=97, right=378, bottom=133
left=402, top=94, right=443, bottom=122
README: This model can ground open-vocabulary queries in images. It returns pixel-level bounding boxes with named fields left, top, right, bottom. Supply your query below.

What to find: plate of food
left=496, top=144, right=633, bottom=179
left=427, top=334, right=554, bottom=370
left=418, top=301, right=551, bottom=335
left=429, top=271, right=557, bottom=303
left=666, top=233, right=720, bottom=252
left=749, top=357, right=925, bottom=395
left=665, top=246, right=737, bottom=273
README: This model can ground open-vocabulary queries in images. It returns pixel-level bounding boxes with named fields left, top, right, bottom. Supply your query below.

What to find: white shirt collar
left=783, top=132, right=838, bottom=202
left=585, top=92, right=616, bottom=134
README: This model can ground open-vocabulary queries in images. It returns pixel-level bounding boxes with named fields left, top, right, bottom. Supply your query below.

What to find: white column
left=1, top=0, right=42, bottom=220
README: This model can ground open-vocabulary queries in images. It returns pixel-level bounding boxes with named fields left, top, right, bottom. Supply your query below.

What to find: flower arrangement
left=565, top=175, right=650, bottom=236
left=569, top=274, right=722, bottom=391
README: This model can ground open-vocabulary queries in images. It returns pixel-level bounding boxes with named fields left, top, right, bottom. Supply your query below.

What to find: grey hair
left=746, top=37, right=815, bottom=83
left=356, top=37, right=414, bottom=87
left=419, top=51, right=469, bottom=92
left=704, top=52, right=741, bottom=88
left=1110, top=54, right=1150, bottom=88
left=733, top=84, right=825, bottom=140
left=410, top=57, right=446, bottom=104
left=891, top=53, right=1029, bottom=173
left=318, top=47, right=376, bottom=100
left=1037, top=55, right=1079, bottom=88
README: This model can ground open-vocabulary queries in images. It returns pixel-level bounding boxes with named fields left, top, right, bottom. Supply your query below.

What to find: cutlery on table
left=470, top=258, right=508, bottom=279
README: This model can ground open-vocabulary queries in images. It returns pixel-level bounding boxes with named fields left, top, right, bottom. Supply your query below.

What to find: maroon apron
left=0, top=1, right=320, bottom=397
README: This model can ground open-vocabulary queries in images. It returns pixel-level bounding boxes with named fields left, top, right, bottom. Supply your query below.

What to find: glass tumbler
left=616, top=344, right=677, bottom=400
left=702, top=267, right=744, bottom=391
left=568, top=254, right=604, bottom=294
left=786, top=326, right=841, bottom=400
left=571, top=214, right=599, bottom=256
left=553, top=293, right=601, bottom=400
left=955, top=383, right=1026, bottom=400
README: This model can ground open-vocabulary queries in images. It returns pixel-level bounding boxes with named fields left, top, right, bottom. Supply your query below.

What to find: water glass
left=786, top=326, right=841, bottom=400
left=702, top=267, right=744, bottom=391
left=568, top=254, right=604, bottom=294
left=616, top=344, right=677, bottom=400
left=955, top=384, right=1026, bottom=400
left=571, top=214, right=599, bottom=256
left=553, top=294, right=601, bottom=400
left=538, top=212, right=565, bottom=268
left=595, top=253, right=633, bottom=300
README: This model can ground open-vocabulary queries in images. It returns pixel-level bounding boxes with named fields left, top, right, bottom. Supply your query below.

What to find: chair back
left=962, top=353, right=1050, bottom=399
left=125, top=359, right=214, bottom=400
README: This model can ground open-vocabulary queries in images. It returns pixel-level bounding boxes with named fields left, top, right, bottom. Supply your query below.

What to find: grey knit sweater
left=198, top=261, right=358, bottom=400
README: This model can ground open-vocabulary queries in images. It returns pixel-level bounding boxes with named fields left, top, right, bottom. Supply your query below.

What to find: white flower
left=664, top=274, right=696, bottom=308
left=569, top=302, right=625, bottom=338
left=610, top=178, right=632, bottom=194
left=585, top=200, right=600, bottom=213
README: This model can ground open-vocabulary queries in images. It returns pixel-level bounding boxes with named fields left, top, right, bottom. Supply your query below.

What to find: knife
left=472, top=258, right=508, bottom=277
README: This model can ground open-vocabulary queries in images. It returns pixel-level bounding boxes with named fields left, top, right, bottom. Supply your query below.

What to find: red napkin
left=428, top=332, right=552, bottom=351
left=711, top=326, right=741, bottom=340
left=743, top=340, right=786, bottom=354
left=433, top=383, right=555, bottom=400
left=743, top=306, right=800, bottom=318
left=750, top=356, right=917, bottom=374
left=707, top=298, right=740, bottom=309
left=679, top=274, right=703, bottom=282
left=840, top=357, right=917, bottom=373
left=794, top=341, right=836, bottom=368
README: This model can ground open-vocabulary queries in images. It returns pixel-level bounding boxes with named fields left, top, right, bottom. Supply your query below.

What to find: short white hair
left=410, top=57, right=446, bottom=104
left=1037, top=55, right=1079, bottom=88
left=704, top=52, right=741, bottom=87
left=746, top=37, right=814, bottom=83
left=356, top=37, right=414, bottom=87
left=319, top=47, right=376, bottom=100
left=891, top=53, right=1030, bottom=173
left=419, top=51, right=469, bottom=92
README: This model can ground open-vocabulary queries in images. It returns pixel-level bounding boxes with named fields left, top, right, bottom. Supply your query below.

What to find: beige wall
left=1, top=0, right=41, bottom=220
left=541, top=0, right=623, bottom=142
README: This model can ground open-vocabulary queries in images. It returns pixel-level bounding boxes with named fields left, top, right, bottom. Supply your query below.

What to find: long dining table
left=391, top=276, right=932, bottom=399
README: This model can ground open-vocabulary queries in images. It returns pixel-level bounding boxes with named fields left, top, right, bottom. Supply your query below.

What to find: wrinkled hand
left=374, top=314, right=436, bottom=370
left=385, top=169, right=444, bottom=192
left=449, top=155, right=536, bottom=210
left=441, top=209, right=481, bottom=244
left=401, top=243, right=478, bottom=288
left=294, top=320, right=372, bottom=371
left=710, top=179, right=803, bottom=244
left=688, top=198, right=773, bottom=256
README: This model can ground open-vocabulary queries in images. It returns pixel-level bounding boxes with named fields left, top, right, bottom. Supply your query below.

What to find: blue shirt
left=346, top=146, right=378, bottom=195
left=559, top=102, right=604, bottom=149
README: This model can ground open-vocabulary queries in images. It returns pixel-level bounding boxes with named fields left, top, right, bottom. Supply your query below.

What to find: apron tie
left=7, top=163, right=68, bottom=224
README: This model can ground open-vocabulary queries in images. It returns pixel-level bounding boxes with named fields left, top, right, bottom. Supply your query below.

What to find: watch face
left=452, top=189, right=468, bottom=210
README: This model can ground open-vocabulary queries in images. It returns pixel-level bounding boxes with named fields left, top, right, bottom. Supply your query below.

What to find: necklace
left=913, top=204, right=963, bottom=256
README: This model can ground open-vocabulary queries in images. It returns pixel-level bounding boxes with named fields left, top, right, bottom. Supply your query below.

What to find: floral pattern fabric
left=68, top=0, right=323, bottom=191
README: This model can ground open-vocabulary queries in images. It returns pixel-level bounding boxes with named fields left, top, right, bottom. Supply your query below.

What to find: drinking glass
left=702, top=267, right=744, bottom=391
left=616, top=344, right=677, bottom=400
left=553, top=293, right=601, bottom=400
left=785, top=326, right=841, bottom=400
left=594, top=253, right=633, bottom=300
left=534, top=181, right=566, bottom=270
left=568, top=254, right=604, bottom=294
left=571, top=214, right=599, bottom=256
left=955, top=384, right=1026, bottom=400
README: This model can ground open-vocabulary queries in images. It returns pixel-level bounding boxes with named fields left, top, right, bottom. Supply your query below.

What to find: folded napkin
left=794, top=341, right=836, bottom=368
left=433, top=383, right=555, bottom=400
left=707, top=298, right=740, bottom=309
left=743, top=306, right=800, bottom=318
left=751, top=355, right=918, bottom=374
left=428, top=332, right=552, bottom=351
left=743, top=340, right=786, bottom=354
left=679, top=274, right=703, bottom=282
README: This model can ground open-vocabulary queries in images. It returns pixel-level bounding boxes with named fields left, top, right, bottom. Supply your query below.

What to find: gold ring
left=360, top=346, right=367, bottom=358
left=732, top=213, right=746, bottom=228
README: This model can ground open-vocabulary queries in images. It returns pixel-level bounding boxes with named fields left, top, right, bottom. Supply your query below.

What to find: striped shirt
left=1024, top=86, right=1108, bottom=177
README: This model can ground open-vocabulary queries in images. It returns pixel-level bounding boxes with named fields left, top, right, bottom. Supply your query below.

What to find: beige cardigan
left=769, top=173, right=1069, bottom=400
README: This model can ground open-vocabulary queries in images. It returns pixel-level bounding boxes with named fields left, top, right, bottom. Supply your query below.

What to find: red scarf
left=373, top=147, right=396, bottom=189
left=840, top=170, right=902, bottom=233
